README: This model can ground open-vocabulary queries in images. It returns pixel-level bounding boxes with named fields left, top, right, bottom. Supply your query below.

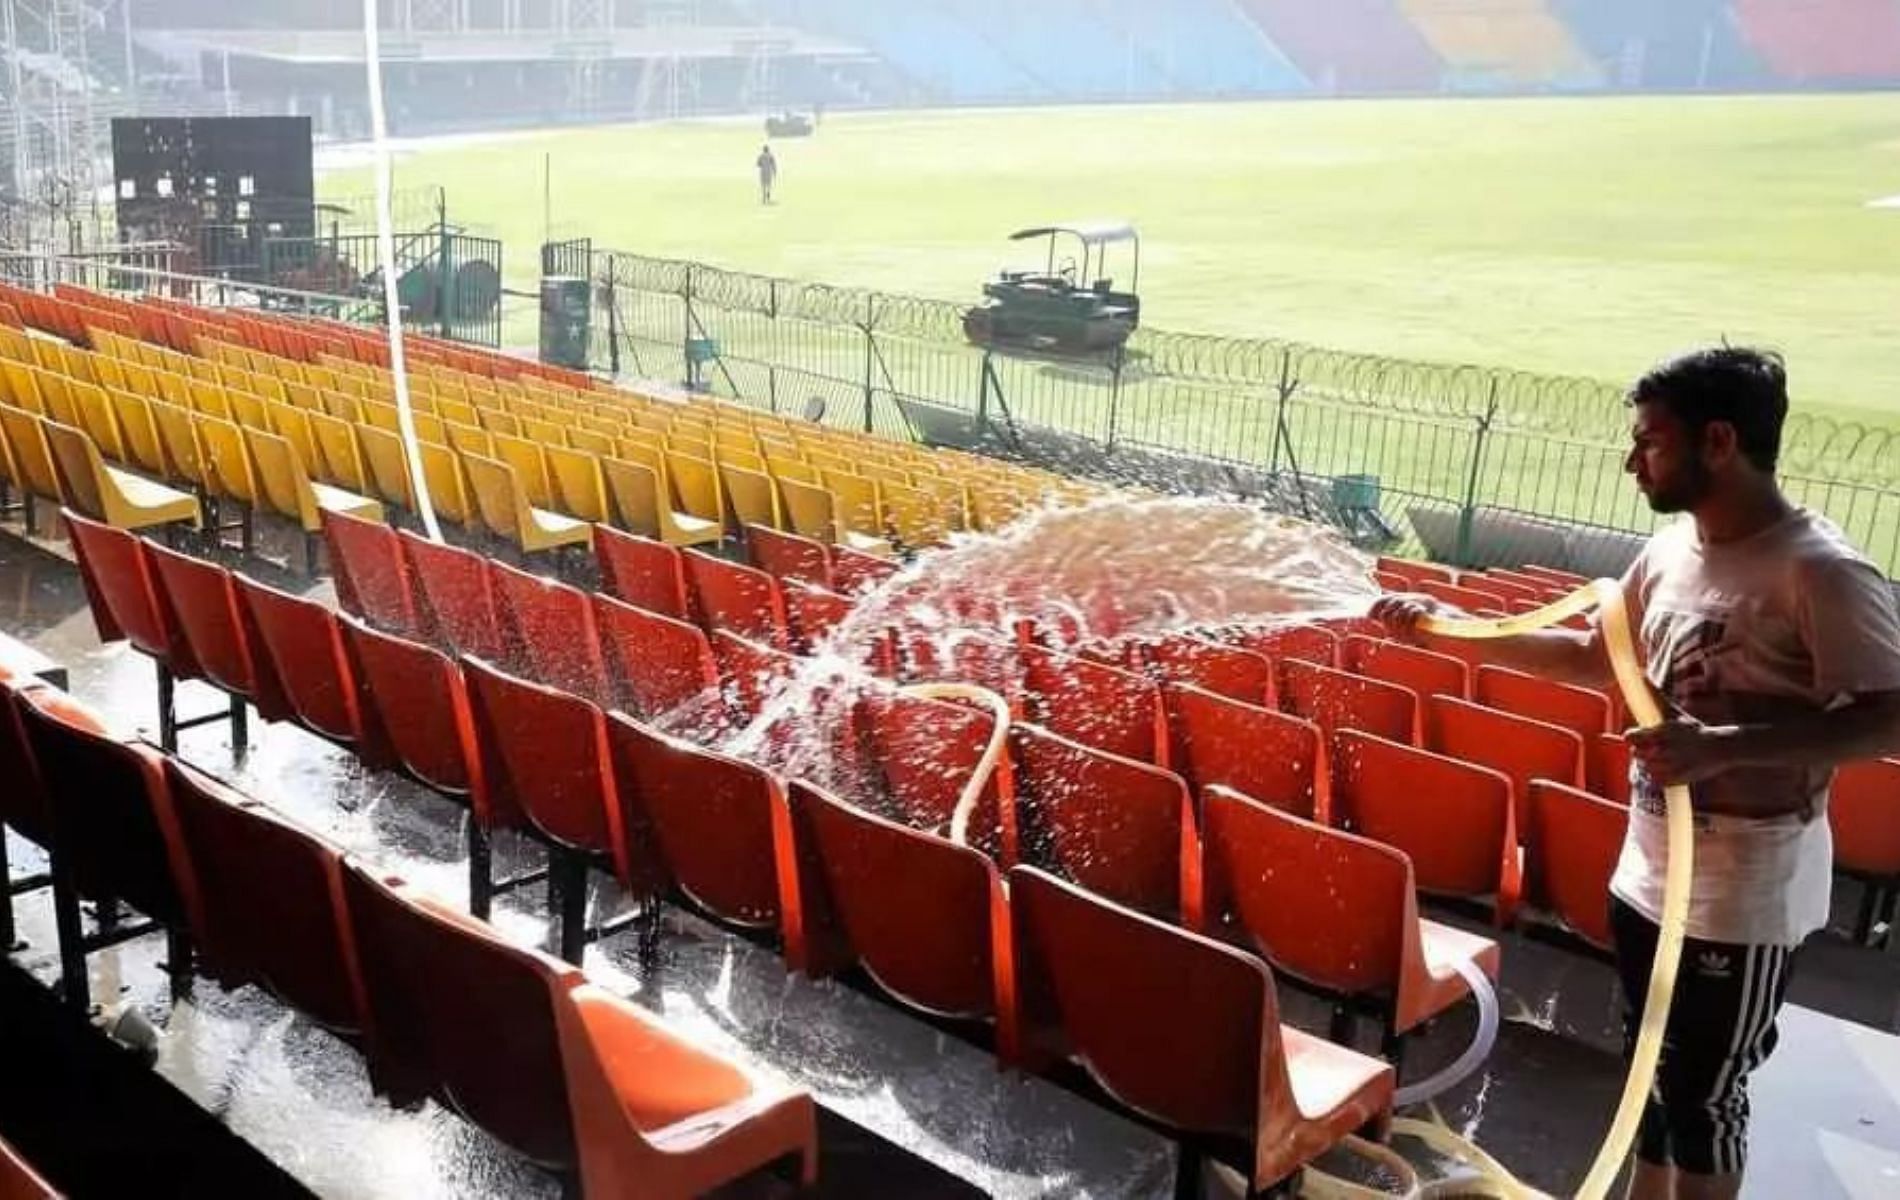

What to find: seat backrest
left=0, top=678, right=53, bottom=847
left=1524, top=780, right=1628, bottom=951
left=1007, top=864, right=1269, bottom=1139
left=1343, top=634, right=1469, bottom=705
left=242, top=426, right=317, bottom=529
left=666, top=451, right=723, bottom=523
left=1829, top=758, right=1900, bottom=876
left=1009, top=723, right=1196, bottom=923
left=1020, top=643, right=1162, bottom=764
left=162, top=757, right=360, bottom=1032
left=1594, top=733, right=1633, bottom=806
left=606, top=712, right=782, bottom=927
left=1279, top=658, right=1418, bottom=746
left=746, top=523, right=832, bottom=590
left=788, top=778, right=1004, bottom=1017
left=462, top=655, right=623, bottom=861
left=591, top=592, right=721, bottom=725
left=322, top=510, right=419, bottom=637
left=544, top=445, right=609, bottom=524
left=830, top=544, right=898, bottom=595
left=353, top=424, right=417, bottom=510
left=600, top=456, right=666, bottom=539
left=232, top=573, right=358, bottom=740
left=62, top=508, right=182, bottom=663
left=195, top=415, right=257, bottom=506
left=1427, top=694, right=1585, bottom=830
left=41, top=420, right=107, bottom=521
left=710, top=630, right=798, bottom=722
left=1141, top=636, right=1273, bottom=706
left=460, top=453, right=530, bottom=543
left=1474, top=665, right=1611, bottom=744
left=338, top=614, right=481, bottom=798
left=1163, top=683, right=1319, bottom=820
left=487, top=559, right=612, bottom=705
left=1201, top=787, right=1408, bottom=997
left=338, top=864, right=577, bottom=1168
left=593, top=524, right=690, bottom=621
left=855, top=689, right=1012, bottom=858
left=1239, top=623, right=1339, bottom=669
left=145, top=540, right=256, bottom=698
left=1332, top=729, right=1515, bottom=903
left=14, top=688, right=186, bottom=923
left=0, top=406, right=59, bottom=501
left=683, top=550, right=789, bottom=650
left=397, top=529, right=506, bottom=662
left=775, top=476, right=835, bottom=543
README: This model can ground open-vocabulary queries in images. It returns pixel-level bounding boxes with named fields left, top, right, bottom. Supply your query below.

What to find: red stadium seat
left=0, top=1133, right=57, bottom=1200
left=1236, top=622, right=1339, bottom=670
left=592, top=593, right=721, bottom=723
left=711, top=630, right=799, bottom=722
left=322, top=509, right=420, bottom=637
left=63, top=508, right=180, bottom=670
left=338, top=864, right=815, bottom=1196
left=1200, top=787, right=1499, bottom=1051
left=1163, top=682, right=1320, bottom=821
left=144, top=540, right=256, bottom=753
left=1524, top=780, right=1628, bottom=952
left=339, top=615, right=480, bottom=799
left=162, top=757, right=361, bottom=1035
left=233, top=574, right=360, bottom=744
left=462, top=655, right=638, bottom=964
left=683, top=550, right=791, bottom=650
left=1830, top=759, right=1900, bottom=946
left=1473, top=665, right=1612, bottom=746
left=1139, top=635, right=1273, bottom=706
left=1333, top=730, right=1519, bottom=924
left=1006, top=865, right=1394, bottom=1194
left=14, top=689, right=193, bottom=1011
left=488, top=559, right=612, bottom=706
left=746, top=523, right=832, bottom=590
left=1426, top=695, right=1585, bottom=832
left=854, top=687, right=1013, bottom=860
left=787, top=778, right=1009, bottom=1020
left=606, top=713, right=795, bottom=937
left=1374, top=557, right=1456, bottom=590
left=1342, top=634, right=1469, bottom=705
left=1278, top=658, right=1418, bottom=747
left=1009, top=723, right=1198, bottom=923
left=399, top=529, right=506, bottom=662
left=594, top=524, right=691, bottom=622
left=1419, top=580, right=1509, bottom=617
left=830, top=543, right=898, bottom=595
left=1593, top=734, right=1633, bottom=806
left=1020, top=643, right=1163, bottom=764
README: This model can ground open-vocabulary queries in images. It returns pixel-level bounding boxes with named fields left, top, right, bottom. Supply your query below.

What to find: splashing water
left=700, top=493, right=1383, bottom=814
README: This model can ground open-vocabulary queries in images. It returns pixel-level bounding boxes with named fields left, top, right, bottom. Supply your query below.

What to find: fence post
left=977, top=350, right=993, bottom=435
left=436, top=188, right=452, bottom=341
left=1454, top=380, right=1501, bottom=567
left=768, top=364, right=780, bottom=414
left=1268, top=349, right=1295, bottom=474
left=604, top=254, right=621, bottom=378
left=861, top=293, right=876, bottom=434
left=1104, top=349, right=1124, bottom=454
left=681, top=264, right=696, bottom=390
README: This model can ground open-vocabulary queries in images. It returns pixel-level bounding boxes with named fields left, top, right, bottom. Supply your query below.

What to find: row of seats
left=0, top=658, right=817, bottom=1198
left=49, top=509, right=1403, bottom=1191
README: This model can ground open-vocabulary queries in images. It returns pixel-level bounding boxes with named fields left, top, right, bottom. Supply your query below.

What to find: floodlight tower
left=1, top=0, right=110, bottom=251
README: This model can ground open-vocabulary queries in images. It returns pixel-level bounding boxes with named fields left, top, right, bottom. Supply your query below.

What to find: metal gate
left=259, top=227, right=503, bottom=347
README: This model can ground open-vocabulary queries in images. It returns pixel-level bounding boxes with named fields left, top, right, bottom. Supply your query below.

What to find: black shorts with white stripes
left=1610, top=897, right=1799, bottom=1176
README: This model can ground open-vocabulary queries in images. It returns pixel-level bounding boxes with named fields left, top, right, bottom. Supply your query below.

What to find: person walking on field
left=757, top=144, right=778, bottom=205
left=1374, top=347, right=1900, bottom=1200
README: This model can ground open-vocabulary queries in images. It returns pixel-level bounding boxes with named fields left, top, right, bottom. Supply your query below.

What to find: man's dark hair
left=1629, top=346, right=1789, bottom=472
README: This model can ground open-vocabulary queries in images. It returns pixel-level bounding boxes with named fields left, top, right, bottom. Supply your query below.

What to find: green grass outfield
left=325, top=92, right=1900, bottom=423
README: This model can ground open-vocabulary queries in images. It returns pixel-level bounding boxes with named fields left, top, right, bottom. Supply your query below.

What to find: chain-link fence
left=590, top=250, right=1900, bottom=578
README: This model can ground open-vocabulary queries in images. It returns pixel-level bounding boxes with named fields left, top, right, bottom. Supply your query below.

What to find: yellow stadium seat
left=489, top=432, right=553, bottom=507
left=32, top=369, right=80, bottom=428
left=307, top=411, right=370, bottom=494
left=71, top=381, right=128, bottom=464
left=0, top=403, right=64, bottom=520
left=461, top=452, right=592, bottom=555
left=244, top=425, right=383, bottom=554
left=664, top=450, right=725, bottom=530
left=446, top=421, right=495, bottom=458
left=566, top=428, right=618, bottom=458
left=107, top=389, right=170, bottom=478
left=600, top=457, right=721, bottom=549
left=43, top=419, right=201, bottom=533
left=354, top=425, right=417, bottom=512
left=882, top=480, right=961, bottom=550
left=147, top=400, right=211, bottom=494
left=0, top=361, right=40, bottom=412
left=820, top=470, right=893, bottom=552
left=766, top=456, right=820, bottom=486
left=719, top=463, right=782, bottom=533
left=417, top=441, right=475, bottom=528
left=543, top=444, right=611, bottom=525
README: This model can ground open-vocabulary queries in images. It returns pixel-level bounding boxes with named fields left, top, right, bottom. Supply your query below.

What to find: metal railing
left=591, top=251, right=1900, bottom=577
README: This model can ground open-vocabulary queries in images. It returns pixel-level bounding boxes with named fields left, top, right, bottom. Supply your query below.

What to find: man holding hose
left=1374, top=346, right=1900, bottom=1200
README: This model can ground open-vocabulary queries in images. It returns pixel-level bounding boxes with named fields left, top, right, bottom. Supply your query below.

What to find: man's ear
left=1702, top=420, right=1740, bottom=467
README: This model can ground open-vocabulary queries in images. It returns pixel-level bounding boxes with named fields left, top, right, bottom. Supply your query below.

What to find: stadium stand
left=1237, top=0, right=1443, bottom=93
left=1551, top=0, right=1764, bottom=90
left=1734, top=0, right=1900, bottom=84
left=1396, top=0, right=1601, bottom=90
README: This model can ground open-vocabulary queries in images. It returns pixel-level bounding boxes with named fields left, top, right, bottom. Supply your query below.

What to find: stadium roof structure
left=137, top=26, right=869, bottom=66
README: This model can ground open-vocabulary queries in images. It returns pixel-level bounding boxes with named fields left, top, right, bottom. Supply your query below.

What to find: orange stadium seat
left=1163, top=682, right=1321, bottom=822
left=683, top=550, right=791, bottom=651
left=1425, top=695, right=1586, bottom=832
left=1524, top=780, right=1629, bottom=952
left=592, top=593, right=721, bottom=724
left=594, top=524, right=691, bottom=621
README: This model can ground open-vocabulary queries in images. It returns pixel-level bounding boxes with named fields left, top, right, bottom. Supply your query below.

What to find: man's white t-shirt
left=1609, top=508, right=1900, bottom=946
